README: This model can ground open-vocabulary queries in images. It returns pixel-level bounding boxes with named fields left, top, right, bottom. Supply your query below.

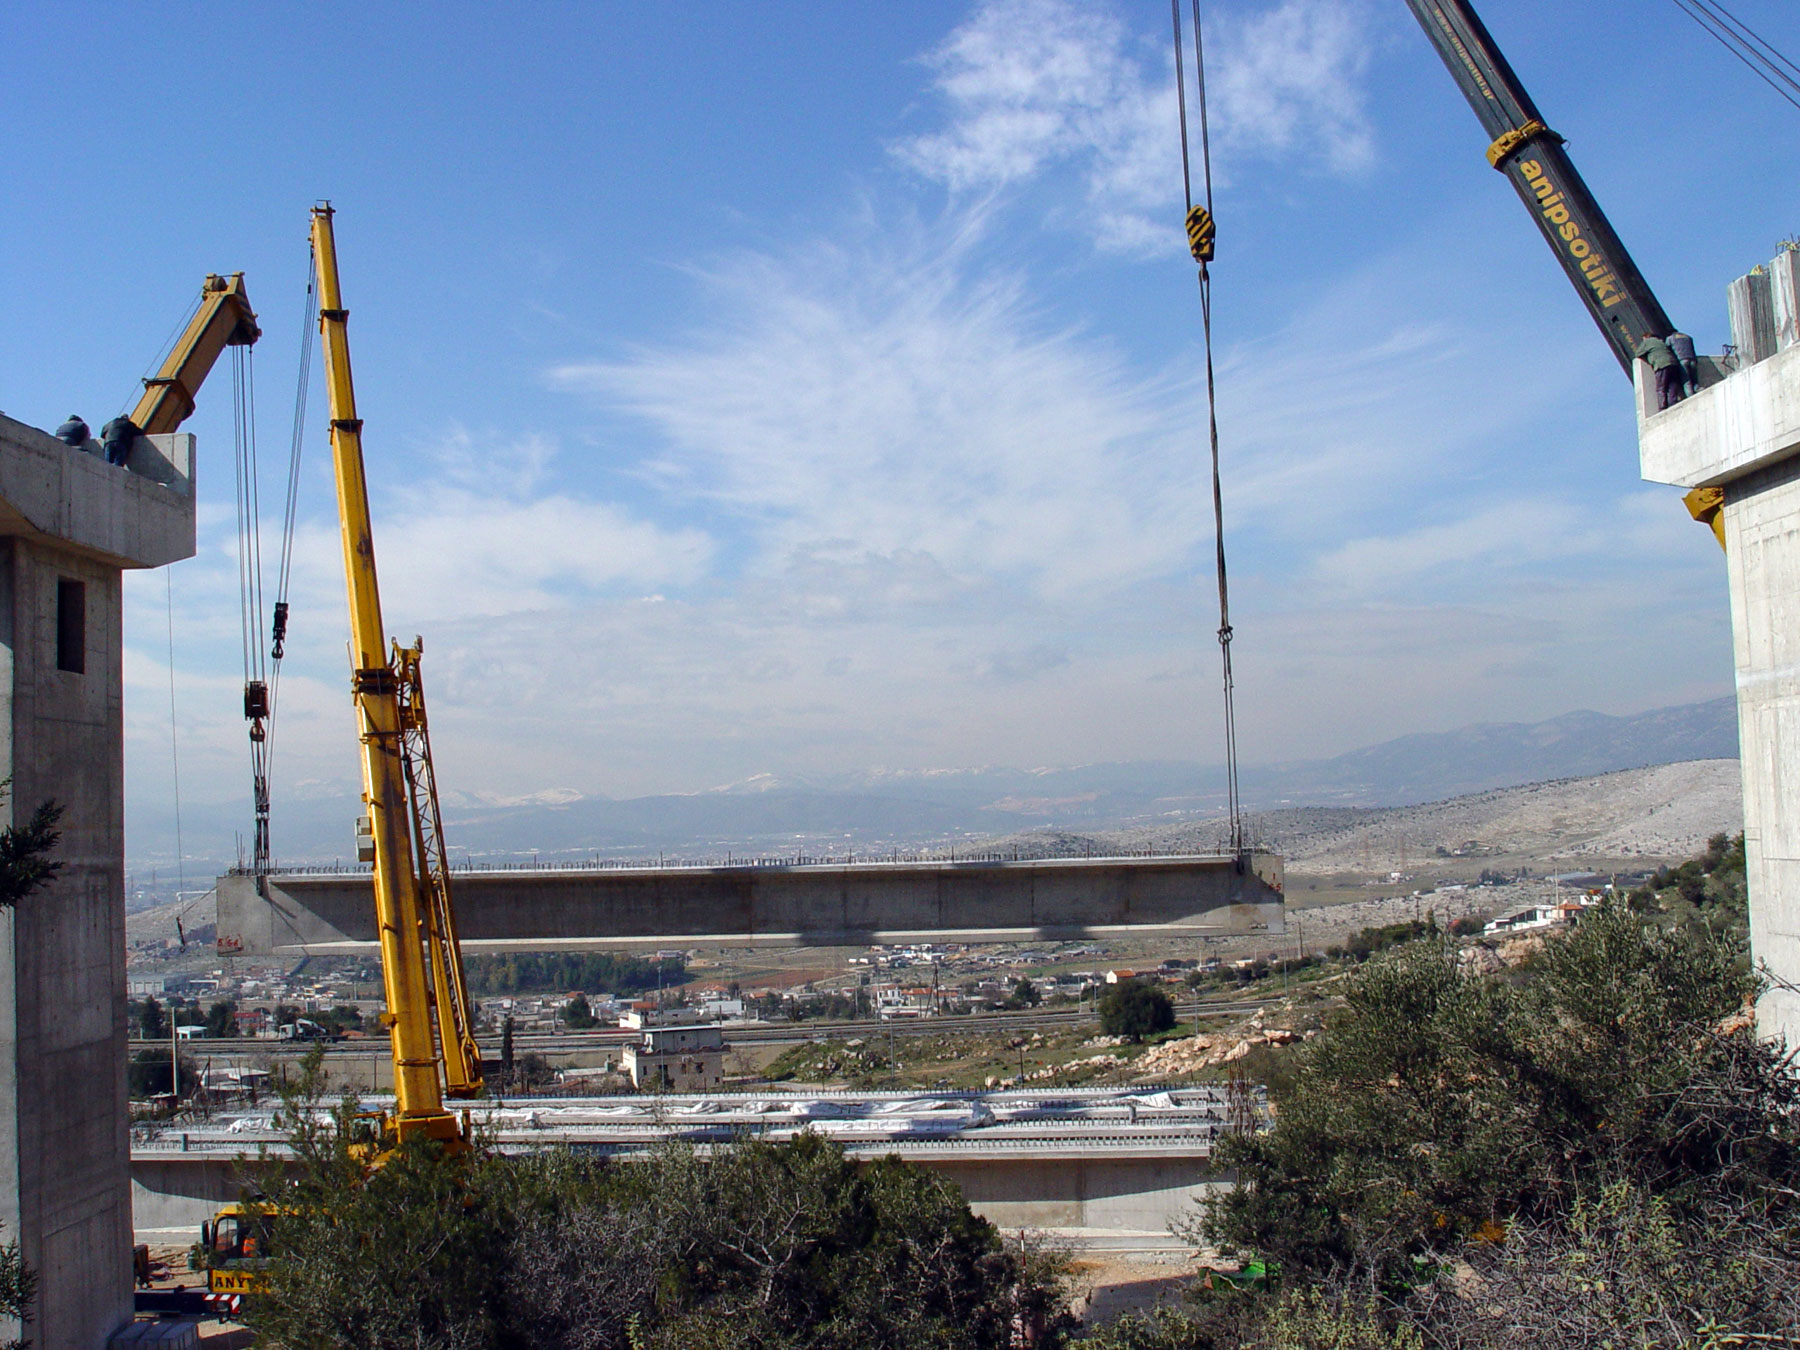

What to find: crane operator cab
left=201, top=1202, right=280, bottom=1297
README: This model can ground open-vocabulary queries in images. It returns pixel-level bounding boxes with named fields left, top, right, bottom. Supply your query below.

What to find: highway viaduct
left=131, top=1087, right=1244, bottom=1251
left=215, top=851, right=1286, bottom=956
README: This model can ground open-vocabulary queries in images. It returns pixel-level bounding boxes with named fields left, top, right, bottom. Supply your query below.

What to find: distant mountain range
left=127, top=696, right=1739, bottom=880
left=1250, top=697, right=1739, bottom=807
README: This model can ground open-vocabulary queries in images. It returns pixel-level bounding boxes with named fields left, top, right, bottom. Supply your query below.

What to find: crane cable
left=1172, top=0, right=1244, bottom=861
left=243, top=249, right=318, bottom=877
left=164, top=569, right=189, bottom=946
left=264, top=254, right=315, bottom=787
left=1667, top=0, right=1800, bottom=113
left=230, top=344, right=272, bottom=877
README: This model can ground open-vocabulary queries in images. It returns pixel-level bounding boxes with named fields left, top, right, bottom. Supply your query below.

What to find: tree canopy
left=1098, top=979, right=1175, bottom=1042
left=242, top=1067, right=1073, bottom=1350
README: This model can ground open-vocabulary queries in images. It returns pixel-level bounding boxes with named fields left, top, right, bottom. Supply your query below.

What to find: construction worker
left=53, top=414, right=89, bottom=448
left=100, top=416, right=138, bottom=468
left=1667, top=330, right=1699, bottom=398
left=1635, top=332, right=1685, bottom=411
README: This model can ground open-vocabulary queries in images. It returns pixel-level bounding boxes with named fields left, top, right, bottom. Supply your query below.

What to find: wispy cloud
left=552, top=229, right=1212, bottom=598
left=893, top=0, right=1376, bottom=254
left=272, top=432, right=714, bottom=624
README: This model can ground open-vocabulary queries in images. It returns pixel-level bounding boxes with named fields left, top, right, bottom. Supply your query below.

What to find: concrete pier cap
left=0, top=413, right=198, bottom=1348
left=218, top=851, right=1286, bottom=956
left=1637, top=248, right=1800, bottom=1047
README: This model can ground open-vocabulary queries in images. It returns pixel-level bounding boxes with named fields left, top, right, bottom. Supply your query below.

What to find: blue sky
left=2, top=1, right=1794, bottom=863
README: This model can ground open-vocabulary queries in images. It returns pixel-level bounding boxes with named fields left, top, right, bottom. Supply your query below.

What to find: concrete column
left=1729, top=270, right=1778, bottom=365
left=1722, top=455, right=1800, bottom=1038
left=1638, top=310, right=1800, bottom=1045
left=0, top=416, right=196, bottom=1348
left=1770, top=250, right=1800, bottom=352
left=0, top=539, right=133, bottom=1350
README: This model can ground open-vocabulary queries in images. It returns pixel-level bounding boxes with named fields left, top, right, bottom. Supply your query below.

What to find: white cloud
left=552, top=231, right=1212, bottom=599
left=269, top=432, right=715, bottom=625
left=893, top=0, right=1376, bottom=254
left=1209, top=2, right=1375, bottom=170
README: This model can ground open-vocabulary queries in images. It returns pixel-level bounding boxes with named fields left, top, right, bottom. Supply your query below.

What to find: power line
left=1697, top=0, right=1800, bottom=84
left=1669, top=0, right=1800, bottom=113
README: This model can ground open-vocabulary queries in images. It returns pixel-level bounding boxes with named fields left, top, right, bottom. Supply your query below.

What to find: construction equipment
left=200, top=1203, right=278, bottom=1298
left=308, top=203, right=482, bottom=1152
left=1404, top=1, right=1732, bottom=547
left=122, top=272, right=263, bottom=437
left=1404, top=0, right=1674, bottom=374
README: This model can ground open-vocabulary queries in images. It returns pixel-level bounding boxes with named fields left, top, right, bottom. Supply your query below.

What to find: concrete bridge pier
left=1638, top=252, right=1800, bottom=1045
left=0, top=415, right=197, bottom=1349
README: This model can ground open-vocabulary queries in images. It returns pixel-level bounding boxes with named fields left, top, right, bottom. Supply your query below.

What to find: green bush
left=1201, top=904, right=1777, bottom=1287
left=244, top=1065, right=1074, bottom=1350
left=1098, top=979, right=1175, bottom=1042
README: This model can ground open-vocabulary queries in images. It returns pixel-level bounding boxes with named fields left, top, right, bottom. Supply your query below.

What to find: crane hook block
left=1186, top=205, right=1216, bottom=264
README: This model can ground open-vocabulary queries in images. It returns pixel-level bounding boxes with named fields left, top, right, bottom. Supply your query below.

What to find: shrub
left=245, top=1065, right=1074, bottom=1350
left=1099, top=980, right=1175, bottom=1041
left=1201, top=903, right=1784, bottom=1289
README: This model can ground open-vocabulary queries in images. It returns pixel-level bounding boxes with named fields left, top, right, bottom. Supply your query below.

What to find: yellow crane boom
left=131, top=272, right=262, bottom=434
left=309, top=204, right=481, bottom=1151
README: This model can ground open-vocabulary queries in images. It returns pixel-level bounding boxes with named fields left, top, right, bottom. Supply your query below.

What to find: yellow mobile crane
left=200, top=208, right=482, bottom=1310
left=310, top=203, right=482, bottom=1149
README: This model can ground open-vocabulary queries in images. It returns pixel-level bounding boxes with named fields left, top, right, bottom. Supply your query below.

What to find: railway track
left=129, top=999, right=1274, bottom=1058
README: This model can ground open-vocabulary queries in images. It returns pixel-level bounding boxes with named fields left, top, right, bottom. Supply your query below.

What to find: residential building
left=622, top=1024, right=725, bottom=1090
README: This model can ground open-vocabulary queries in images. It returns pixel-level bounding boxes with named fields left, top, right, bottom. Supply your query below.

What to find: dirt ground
left=1070, top=1252, right=1204, bottom=1326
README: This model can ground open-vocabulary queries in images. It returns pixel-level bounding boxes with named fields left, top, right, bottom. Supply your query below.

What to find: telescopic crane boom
left=130, top=272, right=262, bottom=434
left=309, top=204, right=482, bottom=1152
left=1403, top=0, right=1674, bottom=376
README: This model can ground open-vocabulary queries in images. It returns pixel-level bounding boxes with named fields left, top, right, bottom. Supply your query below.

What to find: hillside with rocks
left=981, top=759, right=1743, bottom=879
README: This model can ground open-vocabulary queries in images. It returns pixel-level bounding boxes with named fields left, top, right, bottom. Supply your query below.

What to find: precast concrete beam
left=217, top=853, right=1285, bottom=956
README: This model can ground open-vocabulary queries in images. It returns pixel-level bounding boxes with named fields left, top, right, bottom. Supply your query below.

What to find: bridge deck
left=217, top=852, right=1284, bottom=955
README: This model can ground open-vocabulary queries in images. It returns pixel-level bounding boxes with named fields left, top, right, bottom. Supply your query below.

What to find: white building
left=622, top=1024, right=725, bottom=1090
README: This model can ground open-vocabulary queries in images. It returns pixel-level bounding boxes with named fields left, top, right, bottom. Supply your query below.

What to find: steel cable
left=1172, top=0, right=1244, bottom=858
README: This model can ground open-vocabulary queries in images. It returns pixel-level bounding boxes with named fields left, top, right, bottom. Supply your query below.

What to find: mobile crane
left=1404, top=0, right=1673, bottom=373
left=200, top=208, right=483, bottom=1308
left=1401, top=1, right=1723, bottom=544
left=308, top=203, right=483, bottom=1152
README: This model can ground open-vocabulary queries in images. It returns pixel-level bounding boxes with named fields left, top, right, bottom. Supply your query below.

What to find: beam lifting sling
left=1171, top=1, right=1244, bottom=860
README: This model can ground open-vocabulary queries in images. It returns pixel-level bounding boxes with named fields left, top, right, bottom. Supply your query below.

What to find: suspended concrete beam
left=216, top=853, right=1285, bottom=956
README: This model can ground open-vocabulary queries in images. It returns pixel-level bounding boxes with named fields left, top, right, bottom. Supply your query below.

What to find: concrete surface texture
left=1637, top=252, right=1800, bottom=1046
left=0, top=414, right=197, bottom=1349
left=217, top=853, right=1286, bottom=956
